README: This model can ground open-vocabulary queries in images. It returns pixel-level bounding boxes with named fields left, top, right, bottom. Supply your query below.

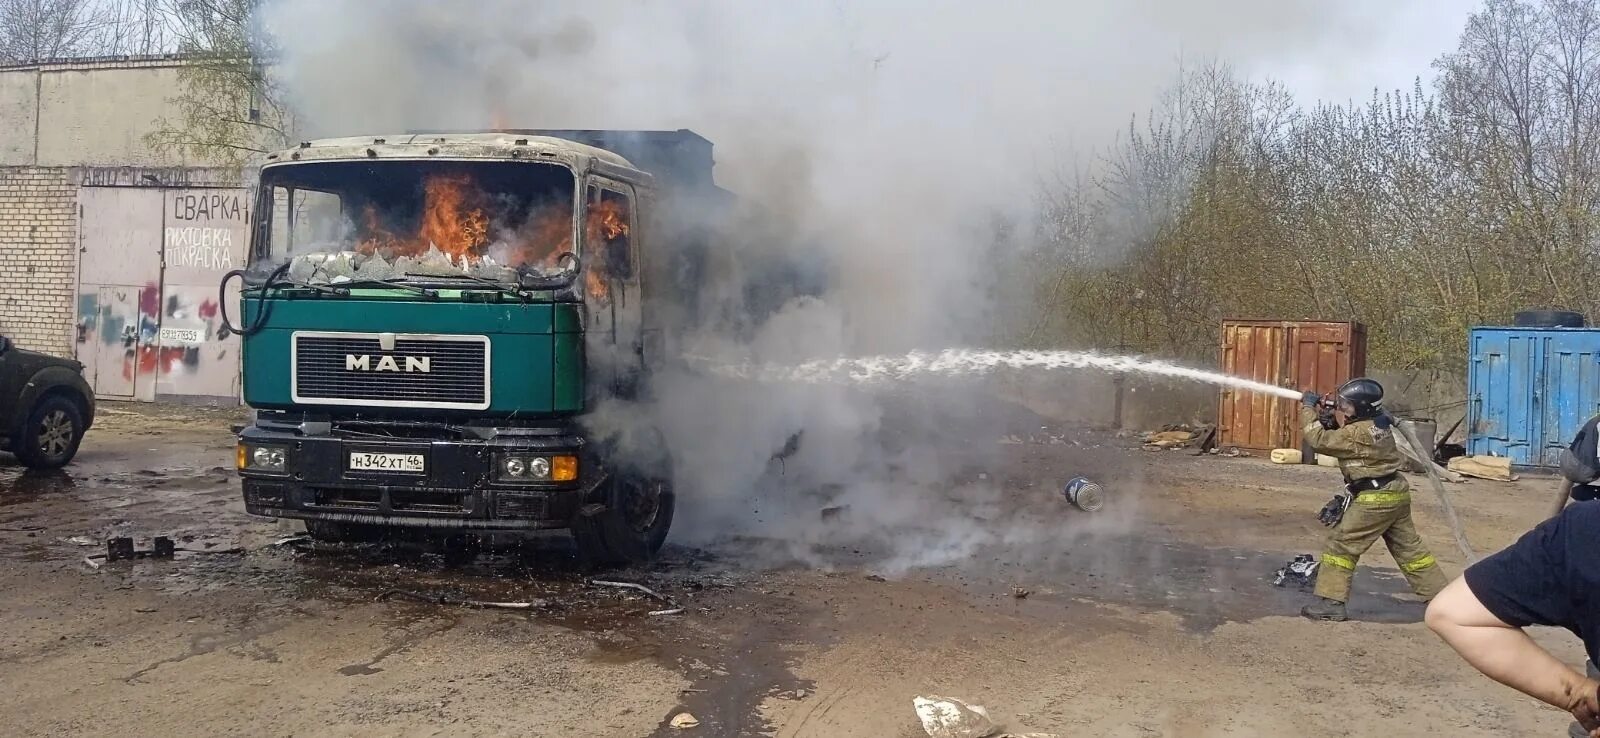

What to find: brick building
left=0, top=56, right=250, bottom=403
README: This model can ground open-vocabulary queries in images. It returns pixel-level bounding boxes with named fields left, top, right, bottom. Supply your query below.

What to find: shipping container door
left=1286, top=323, right=1358, bottom=451
left=76, top=187, right=164, bottom=402
left=1539, top=331, right=1600, bottom=466
left=1220, top=322, right=1287, bottom=450
left=1468, top=329, right=1538, bottom=463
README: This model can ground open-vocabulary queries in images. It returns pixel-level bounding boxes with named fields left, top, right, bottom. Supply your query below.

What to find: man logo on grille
left=345, top=354, right=431, bottom=373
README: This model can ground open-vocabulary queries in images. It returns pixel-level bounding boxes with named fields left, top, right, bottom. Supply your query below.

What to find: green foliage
left=144, top=0, right=291, bottom=166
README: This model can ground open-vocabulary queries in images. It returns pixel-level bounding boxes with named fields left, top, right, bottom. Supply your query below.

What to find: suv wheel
left=15, top=395, right=84, bottom=469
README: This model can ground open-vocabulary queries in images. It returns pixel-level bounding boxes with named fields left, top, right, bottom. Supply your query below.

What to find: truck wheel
left=304, top=520, right=384, bottom=544
left=14, top=394, right=85, bottom=469
left=572, top=476, right=675, bottom=566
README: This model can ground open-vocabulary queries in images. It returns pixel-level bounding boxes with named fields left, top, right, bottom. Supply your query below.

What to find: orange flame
left=581, top=199, right=631, bottom=302
left=352, top=173, right=629, bottom=303
left=418, top=175, right=489, bottom=259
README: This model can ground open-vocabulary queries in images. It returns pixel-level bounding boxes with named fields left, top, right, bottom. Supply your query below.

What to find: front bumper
left=237, top=423, right=589, bottom=531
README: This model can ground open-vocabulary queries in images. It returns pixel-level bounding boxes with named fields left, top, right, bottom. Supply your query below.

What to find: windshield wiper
left=401, top=272, right=525, bottom=299
left=333, top=278, right=439, bottom=298
left=274, top=279, right=349, bottom=297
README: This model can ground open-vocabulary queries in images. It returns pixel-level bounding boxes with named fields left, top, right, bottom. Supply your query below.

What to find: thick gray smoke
left=260, top=0, right=1427, bottom=571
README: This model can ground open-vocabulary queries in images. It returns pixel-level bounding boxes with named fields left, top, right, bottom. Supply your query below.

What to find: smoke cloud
left=259, top=0, right=1428, bottom=571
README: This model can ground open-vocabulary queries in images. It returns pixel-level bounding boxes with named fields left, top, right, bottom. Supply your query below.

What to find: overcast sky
left=1242, top=0, right=1481, bottom=105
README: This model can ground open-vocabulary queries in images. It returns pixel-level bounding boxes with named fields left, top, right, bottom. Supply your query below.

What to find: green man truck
left=226, top=129, right=765, bottom=564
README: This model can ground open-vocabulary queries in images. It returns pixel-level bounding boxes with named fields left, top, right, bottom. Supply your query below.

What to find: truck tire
left=572, top=475, right=675, bottom=567
left=14, top=394, right=85, bottom=469
left=1513, top=309, right=1585, bottom=328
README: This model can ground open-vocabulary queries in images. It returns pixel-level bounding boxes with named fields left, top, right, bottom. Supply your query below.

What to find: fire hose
left=1390, top=412, right=1478, bottom=563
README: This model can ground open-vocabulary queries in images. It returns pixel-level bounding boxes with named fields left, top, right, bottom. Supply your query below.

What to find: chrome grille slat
left=291, top=332, right=491, bottom=410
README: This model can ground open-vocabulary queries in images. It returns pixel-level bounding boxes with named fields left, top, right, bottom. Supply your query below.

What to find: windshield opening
left=257, top=160, right=578, bottom=285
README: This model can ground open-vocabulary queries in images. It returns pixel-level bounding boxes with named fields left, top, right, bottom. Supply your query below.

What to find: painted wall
left=75, top=185, right=248, bottom=402
left=0, top=57, right=216, bottom=168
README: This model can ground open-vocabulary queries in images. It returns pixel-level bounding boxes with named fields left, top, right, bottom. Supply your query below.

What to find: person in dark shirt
left=1426, top=501, right=1600, bottom=736
left=1557, top=415, right=1600, bottom=516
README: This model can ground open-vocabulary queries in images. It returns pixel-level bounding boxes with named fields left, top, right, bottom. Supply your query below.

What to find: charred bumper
left=237, top=422, right=588, bottom=530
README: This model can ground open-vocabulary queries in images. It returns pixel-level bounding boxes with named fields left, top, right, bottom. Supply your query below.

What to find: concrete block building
left=0, top=56, right=251, bottom=404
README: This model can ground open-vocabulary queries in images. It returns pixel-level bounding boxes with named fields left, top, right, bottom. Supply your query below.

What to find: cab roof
left=262, top=132, right=637, bottom=173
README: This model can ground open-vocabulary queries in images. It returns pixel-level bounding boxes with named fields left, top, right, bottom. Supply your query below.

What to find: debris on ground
left=670, top=712, right=700, bottom=729
left=1061, top=477, right=1105, bottom=512
left=591, top=579, right=673, bottom=603
left=66, top=535, right=96, bottom=546
left=914, top=695, right=997, bottom=738
left=1011, top=586, right=1032, bottom=599
left=376, top=590, right=546, bottom=611
left=590, top=579, right=684, bottom=615
left=1447, top=455, right=1518, bottom=482
left=1272, top=554, right=1319, bottom=589
left=106, top=536, right=175, bottom=562
left=1140, top=424, right=1217, bottom=452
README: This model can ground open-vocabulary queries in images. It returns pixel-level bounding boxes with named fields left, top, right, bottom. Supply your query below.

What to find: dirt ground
left=0, top=401, right=1586, bottom=737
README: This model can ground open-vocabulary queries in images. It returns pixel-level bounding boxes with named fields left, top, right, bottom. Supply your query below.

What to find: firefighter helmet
left=1336, top=377, right=1385, bottom=420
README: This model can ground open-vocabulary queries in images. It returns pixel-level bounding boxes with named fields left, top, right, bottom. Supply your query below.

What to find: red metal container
left=1218, top=320, right=1367, bottom=452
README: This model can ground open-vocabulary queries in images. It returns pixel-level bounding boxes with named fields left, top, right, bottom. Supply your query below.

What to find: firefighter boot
left=1301, top=597, right=1348, bottom=622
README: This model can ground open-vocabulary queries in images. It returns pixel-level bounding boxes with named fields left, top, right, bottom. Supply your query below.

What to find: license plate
left=348, top=452, right=425, bottom=473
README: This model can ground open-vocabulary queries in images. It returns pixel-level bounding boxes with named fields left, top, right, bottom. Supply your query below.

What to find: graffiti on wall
left=164, top=192, right=247, bottom=272
left=155, top=189, right=249, bottom=399
left=76, top=187, right=250, bottom=401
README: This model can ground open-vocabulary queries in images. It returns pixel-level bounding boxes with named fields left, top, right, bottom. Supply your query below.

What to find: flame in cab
left=353, top=173, right=629, bottom=302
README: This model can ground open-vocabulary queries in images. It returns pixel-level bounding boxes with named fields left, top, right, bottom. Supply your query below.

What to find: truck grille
left=292, top=332, right=491, bottom=409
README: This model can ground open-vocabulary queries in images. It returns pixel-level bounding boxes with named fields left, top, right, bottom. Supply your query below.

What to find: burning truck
left=226, top=129, right=812, bottom=563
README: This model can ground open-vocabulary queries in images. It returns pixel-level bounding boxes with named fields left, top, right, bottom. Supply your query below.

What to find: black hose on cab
left=219, top=261, right=292, bottom=338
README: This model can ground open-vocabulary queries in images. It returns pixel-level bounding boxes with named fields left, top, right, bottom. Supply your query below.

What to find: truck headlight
left=495, top=453, right=577, bottom=483
left=238, top=443, right=288, bottom=473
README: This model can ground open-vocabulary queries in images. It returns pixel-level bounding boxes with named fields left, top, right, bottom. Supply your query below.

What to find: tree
left=145, top=0, right=291, bottom=166
left=0, top=0, right=109, bottom=61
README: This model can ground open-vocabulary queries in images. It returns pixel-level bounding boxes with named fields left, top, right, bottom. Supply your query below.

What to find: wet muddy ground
left=0, top=401, right=1585, bottom=736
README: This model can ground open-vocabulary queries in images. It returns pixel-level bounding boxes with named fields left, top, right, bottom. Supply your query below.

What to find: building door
left=76, top=187, right=164, bottom=402
left=86, top=285, right=140, bottom=398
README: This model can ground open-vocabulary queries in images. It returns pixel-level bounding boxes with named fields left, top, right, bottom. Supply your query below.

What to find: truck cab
left=231, top=131, right=700, bottom=563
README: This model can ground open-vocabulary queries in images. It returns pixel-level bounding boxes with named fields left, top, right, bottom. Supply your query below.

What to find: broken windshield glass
left=258, top=159, right=579, bottom=285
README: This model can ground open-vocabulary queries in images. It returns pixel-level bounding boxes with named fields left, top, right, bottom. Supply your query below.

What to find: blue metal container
left=1467, top=327, right=1600, bottom=466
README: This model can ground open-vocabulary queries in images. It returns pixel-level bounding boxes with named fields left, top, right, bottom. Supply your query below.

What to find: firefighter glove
left=1318, top=493, right=1350, bottom=527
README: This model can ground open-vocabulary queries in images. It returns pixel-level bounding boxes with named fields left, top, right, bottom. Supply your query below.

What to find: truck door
left=584, top=179, right=643, bottom=399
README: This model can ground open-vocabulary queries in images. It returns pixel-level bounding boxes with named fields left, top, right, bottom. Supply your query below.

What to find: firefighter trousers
left=1314, top=489, right=1448, bottom=603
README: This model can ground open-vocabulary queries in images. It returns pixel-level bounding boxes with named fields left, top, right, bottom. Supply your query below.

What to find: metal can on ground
left=1063, top=477, right=1105, bottom=512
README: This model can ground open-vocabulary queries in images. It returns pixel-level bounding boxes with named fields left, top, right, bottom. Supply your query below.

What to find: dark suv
left=0, top=334, right=94, bottom=468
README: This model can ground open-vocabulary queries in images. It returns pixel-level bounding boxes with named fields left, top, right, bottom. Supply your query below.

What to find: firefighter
left=1298, top=377, right=1449, bottom=621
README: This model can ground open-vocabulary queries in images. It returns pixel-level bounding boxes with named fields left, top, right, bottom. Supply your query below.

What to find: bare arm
left=1425, top=576, right=1600, bottom=732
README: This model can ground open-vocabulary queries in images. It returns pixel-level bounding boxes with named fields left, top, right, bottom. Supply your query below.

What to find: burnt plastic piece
left=107, top=537, right=135, bottom=562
